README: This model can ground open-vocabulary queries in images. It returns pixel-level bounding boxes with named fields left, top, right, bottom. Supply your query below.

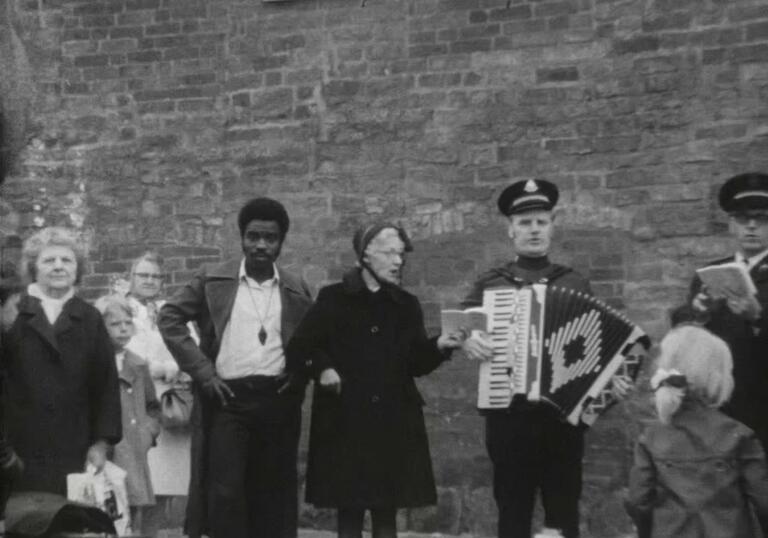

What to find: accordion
left=477, top=284, right=648, bottom=425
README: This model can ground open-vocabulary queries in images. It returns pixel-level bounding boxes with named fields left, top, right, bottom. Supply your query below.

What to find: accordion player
left=477, top=284, right=649, bottom=425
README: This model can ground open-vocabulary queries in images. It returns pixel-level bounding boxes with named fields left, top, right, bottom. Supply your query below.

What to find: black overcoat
left=0, top=294, right=122, bottom=495
left=285, top=269, right=449, bottom=508
left=689, top=255, right=768, bottom=451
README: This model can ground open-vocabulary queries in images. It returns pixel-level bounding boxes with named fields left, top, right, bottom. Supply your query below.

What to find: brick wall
left=3, top=0, right=768, bottom=535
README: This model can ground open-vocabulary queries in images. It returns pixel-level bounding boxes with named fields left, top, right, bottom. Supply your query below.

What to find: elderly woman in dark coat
left=1, top=227, right=121, bottom=495
left=286, top=223, right=464, bottom=538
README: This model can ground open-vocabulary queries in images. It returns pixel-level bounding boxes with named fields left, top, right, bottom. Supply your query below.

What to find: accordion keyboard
left=477, top=288, right=519, bottom=409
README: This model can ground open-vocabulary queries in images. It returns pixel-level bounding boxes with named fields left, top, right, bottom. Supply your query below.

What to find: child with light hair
left=95, top=294, right=160, bottom=535
left=626, top=325, right=768, bottom=538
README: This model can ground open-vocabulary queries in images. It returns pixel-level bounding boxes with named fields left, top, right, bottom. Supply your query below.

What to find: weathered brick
left=81, top=15, right=115, bottom=27
left=534, top=1, right=577, bottom=18
left=746, top=21, right=768, bottom=42
left=469, top=10, right=488, bottom=23
left=409, top=44, right=449, bottom=57
left=109, top=26, right=144, bottom=39
left=127, top=50, right=162, bottom=62
left=488, top=5, right=531, bottom=21
left=74, top=54, right=110, bottom=67
left=145, top=22, right=181, bottom=35
left=536, top=66, right=579, bottom=83
left=270, top=34, right=306, bottom=52
left=251, top=54, right=288, bottom=71
left=641, top=12, right=692, bottom=32
left=613, top=35, right=660, bottom=55
left=449, top=39, right=491, bottom=53
left=418, top=72, right=463, bottom=87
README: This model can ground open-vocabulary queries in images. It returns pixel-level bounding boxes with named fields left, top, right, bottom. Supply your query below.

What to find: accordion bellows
left=478, top=285, right=648, bottom=425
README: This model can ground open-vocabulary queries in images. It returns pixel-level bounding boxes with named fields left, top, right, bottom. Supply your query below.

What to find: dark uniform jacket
left=285, top=269, right=449, bottom=508
left=1, top=294, right=122, bottom=495
left=627, top=400, right=768, bottom=538
left=688, top=255, right=768, bottom=450
left=157, top=259, right=313, bottom=538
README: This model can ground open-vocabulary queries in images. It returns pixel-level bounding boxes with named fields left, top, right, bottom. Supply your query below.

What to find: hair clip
left=650, top=368, right=687, bottom=391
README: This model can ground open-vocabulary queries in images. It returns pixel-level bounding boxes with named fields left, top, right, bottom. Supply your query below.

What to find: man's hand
left=203, top=375, right=235, bottom=407
left=86, top=439, right=109, bottom=471
left=462, top=331, right=494, bottom=361
left=437, top=330, right=466, bottom=351
left=722, top=287, right=762, bottom=321
left=610, top=376, right=633, bottom=400
left=319, top=368, right=341, bottom=395
left=691, top=290, right=713, bottom=313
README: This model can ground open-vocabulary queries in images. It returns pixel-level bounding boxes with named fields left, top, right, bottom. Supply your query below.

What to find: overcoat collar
left=17, top=293, right=86, bottom=357
left=341, top=268, right=406, bottom=304
left=204, top=258, right=308, bottom=344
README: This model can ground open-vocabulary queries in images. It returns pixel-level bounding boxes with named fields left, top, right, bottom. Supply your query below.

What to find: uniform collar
left=736, top=248, right=768, bottom=271
left=514, top=255, right=551, bottom=271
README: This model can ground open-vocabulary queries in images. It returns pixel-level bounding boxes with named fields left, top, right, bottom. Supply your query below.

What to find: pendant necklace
left=244, top=278, right=276, bottom=346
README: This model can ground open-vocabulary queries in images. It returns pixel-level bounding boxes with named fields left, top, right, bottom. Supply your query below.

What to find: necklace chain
left=243, top=276, right=276, bottom=345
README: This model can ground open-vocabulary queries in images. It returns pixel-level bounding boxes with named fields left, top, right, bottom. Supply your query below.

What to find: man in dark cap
left=158, top=197, right=313, bottom=538
left=285, top=222, right=464, bottom=538
left=461, top=179, right=629, bottom=538
left=687, top=172, right=768, bottom=452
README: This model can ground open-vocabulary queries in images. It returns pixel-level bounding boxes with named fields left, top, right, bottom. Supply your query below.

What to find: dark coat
left=1, top=294, right=122, bottom=495
left=688, top=255, right=768, bottom=450
left=113, top=350, right=161, bottom=507
left=626, top=401, right=768, bottom=538
left=157, top=259, right=313, bottom=538
left=285, top=269, right=450, bottom=508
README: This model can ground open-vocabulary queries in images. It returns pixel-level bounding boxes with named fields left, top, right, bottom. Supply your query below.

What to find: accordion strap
left=490, top=263, right=573, bottom=286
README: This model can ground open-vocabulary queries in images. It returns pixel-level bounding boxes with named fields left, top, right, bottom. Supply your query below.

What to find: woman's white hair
left=654, top=325, right=734, bottom=424
left=21, top=226, right=87, bottom=285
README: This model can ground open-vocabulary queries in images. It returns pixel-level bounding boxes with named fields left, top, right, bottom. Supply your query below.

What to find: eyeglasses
left=731, top=213, right=768, bottom=225
left=134, top=272, right=163, bottom=280
left=370, top=249, right=405, bottom=259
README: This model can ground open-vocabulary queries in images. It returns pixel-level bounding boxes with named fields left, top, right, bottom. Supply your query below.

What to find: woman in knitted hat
left=286, top=222, right=464, bottom=538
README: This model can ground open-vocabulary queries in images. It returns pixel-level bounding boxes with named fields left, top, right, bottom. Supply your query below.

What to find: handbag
left=159, top=385, right=193, bottom=429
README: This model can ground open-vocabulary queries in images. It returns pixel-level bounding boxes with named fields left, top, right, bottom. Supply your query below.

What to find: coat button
left=127, top=388, right=133, bottom=394
left=371, top=395, right=380, bottom=403
left=130, top=418, right=137, bottom=425
left=371, top=326, right=379, bottom=334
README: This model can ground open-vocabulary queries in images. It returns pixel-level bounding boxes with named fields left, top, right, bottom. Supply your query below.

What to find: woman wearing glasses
left=125, top=252, right=194, bottom=525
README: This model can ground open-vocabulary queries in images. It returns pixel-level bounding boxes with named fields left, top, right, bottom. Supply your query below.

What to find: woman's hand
left=462, top=331, right=494, bottom=361
left=437, top=330, right=466, bottom=351
left=319, top=368, right=342, bottom=395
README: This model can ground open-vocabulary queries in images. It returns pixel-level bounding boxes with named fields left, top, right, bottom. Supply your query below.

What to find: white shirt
left=736, top=248, right=768, bottom=271
left=115, top=350, right=126, bottom=373
left=27, top=283, right=75, bottom=325
left=215, top=261, right=284, bottom=379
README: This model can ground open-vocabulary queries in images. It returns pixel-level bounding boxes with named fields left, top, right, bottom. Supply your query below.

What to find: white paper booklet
left=696, top=261, right=757, bottom=299
left=440, top=307, right=488, bottom=335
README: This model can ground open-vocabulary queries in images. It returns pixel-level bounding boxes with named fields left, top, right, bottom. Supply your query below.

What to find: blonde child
left=95, top=295, right=161, bottom=535
left=626, top=325, right=768, bottom=538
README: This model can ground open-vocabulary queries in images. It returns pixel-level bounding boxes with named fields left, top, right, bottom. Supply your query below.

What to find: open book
left=696, top=261, right=757, bottom=300
left=440, top=307, right=487, bottom=335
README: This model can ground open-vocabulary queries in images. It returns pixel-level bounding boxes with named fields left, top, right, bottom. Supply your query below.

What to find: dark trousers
left=207, top=376, right=301, bottom=538
left=337, top=507, right=397, bottom=538
left=485, top=405, right=584, bottom=538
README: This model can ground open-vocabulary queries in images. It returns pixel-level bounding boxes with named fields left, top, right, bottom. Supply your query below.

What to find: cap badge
left=524, top=180, right=538, bottom=193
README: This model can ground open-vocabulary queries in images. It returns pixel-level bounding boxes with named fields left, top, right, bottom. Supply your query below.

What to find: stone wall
left=2, top=0, right=768, bottom=535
